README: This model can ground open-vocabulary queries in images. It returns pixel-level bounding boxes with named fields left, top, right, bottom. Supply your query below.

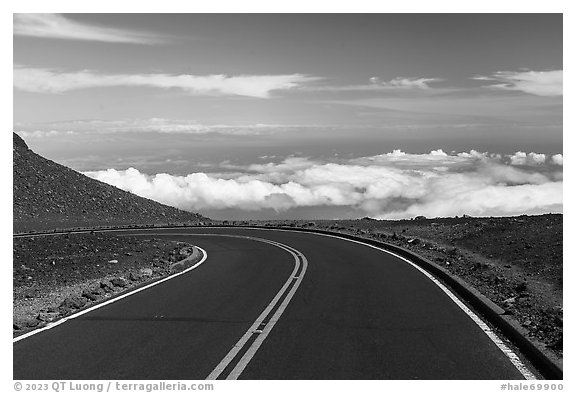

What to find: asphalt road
left=14, top=227, right=536, bottom=379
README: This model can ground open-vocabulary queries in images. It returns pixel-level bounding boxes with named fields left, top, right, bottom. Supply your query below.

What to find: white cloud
left=84, top=150, right=563, bottom=219
left=369, top=77, right=441, bottom=89
left=528, top=152, right=546, bottom=165
left=551, top=154, right=563, bottom=166
left=13, top=66, right=319, bottom=98
left=509, top=151, right=549, bottom=166
left=456, top=150, right=499, bottom=160
left=310, top=76, right=442, bottom=92
left=386, top=149, right=406, bottom=158
left=509, top=152, right=528, bottom=165
left=473, top=70, right=562, bottom=96
left=380, top=181, right=562, bottom=220
left=14, top=14, right=164, bottom=44
left=352, top=150, right=474, bottom=169
left=429, top=149, right=448, bottom=156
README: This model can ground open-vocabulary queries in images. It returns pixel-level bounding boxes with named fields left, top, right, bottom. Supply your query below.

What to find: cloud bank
left=13, top=66, right=319, bottom=98
left=85, top=150, right=563, bottom=219
left=473, top=70, right=562, bottom=96
left=14, top=14, right=164, bottom=45
left=14, top=119, right=320, bottom=138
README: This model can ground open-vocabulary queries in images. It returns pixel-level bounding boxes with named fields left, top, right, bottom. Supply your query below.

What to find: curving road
left=14, top=227, right=537, bottom=380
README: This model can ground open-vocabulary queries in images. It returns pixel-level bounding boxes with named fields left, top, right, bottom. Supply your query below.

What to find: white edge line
left=13, top=246, right=208, bottom=344
left=13, top=227, right=536, bottom=379
left=125, top=227, right=535, bottom=379
left=224, top=227, right=538, bottom=380
left=388, top=249, right=537, bottom=380
left=205, top=238, right=304, bottom=380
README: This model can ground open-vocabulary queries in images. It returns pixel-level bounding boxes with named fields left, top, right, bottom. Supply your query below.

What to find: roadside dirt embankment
left=13, top=232, right=200, bottom=337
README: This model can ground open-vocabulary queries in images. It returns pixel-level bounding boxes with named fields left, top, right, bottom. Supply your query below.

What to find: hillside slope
left=13, top=133, right=208, bottom=232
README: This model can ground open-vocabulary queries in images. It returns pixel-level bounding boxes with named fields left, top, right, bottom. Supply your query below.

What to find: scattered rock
left=168, top=255, right=178, bottom=263
left=99, top=281, right=114, bottom=293
left=514, top=282, right=528, bottom=293
left=37, top=312, right=59, bottom=322
left=491, top=275, right=505, bottom=284
left=21, top=288, right=37, bottom=299
left=110, top=277, right=128, bottom=287
left=522, top=319, right=533, bottom=327
left=170, top=264, right=185, bottom=273
left=59, top=296, right=87, bottom=310
left=547, top=337, right=563, bottom=350
left=24, top=318, right=41, bottom=328
left=13, top=221, right=203, bottom=336
left=553, top=314, right=563, bottom=326
left=179, top=247, right=193, bottom=256
left=139, top=268, right=153, bottom=277
left=153, top=259, right=168, bottom=267
left=89, top=285, right=106, bottom=296
left=81, top=289, right=100, bottom=301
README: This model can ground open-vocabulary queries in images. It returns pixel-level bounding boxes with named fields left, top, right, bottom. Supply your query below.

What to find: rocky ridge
left=13, top=132, right=208, bottom=232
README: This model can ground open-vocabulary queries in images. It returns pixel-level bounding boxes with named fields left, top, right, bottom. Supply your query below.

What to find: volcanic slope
left=13, top=133, right=208, bottom=232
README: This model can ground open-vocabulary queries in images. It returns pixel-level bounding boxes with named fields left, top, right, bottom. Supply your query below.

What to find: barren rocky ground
left=13, top=132, right=208, bottom=233
left=228, top=214, right=563, bottom=357
left=13, top=132, right=207, bottom=337
left=13, top=232, right=198, bottom=337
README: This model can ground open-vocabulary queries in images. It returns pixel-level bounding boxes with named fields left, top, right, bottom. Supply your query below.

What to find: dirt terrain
left=226, top=214, right=563, bottom=356
left=13, top=232, right=197, bottom=336
left=12, top=132, right=207, bottom=337
left=13, top=132, right=208, bottom=233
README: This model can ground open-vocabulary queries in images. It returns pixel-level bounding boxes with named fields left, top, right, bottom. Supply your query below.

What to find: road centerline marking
left=126, top=232, right=309, bottom=380
left=198, top=236, right=308, bottom=380
left=224, top=243, right=308, bottom=380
